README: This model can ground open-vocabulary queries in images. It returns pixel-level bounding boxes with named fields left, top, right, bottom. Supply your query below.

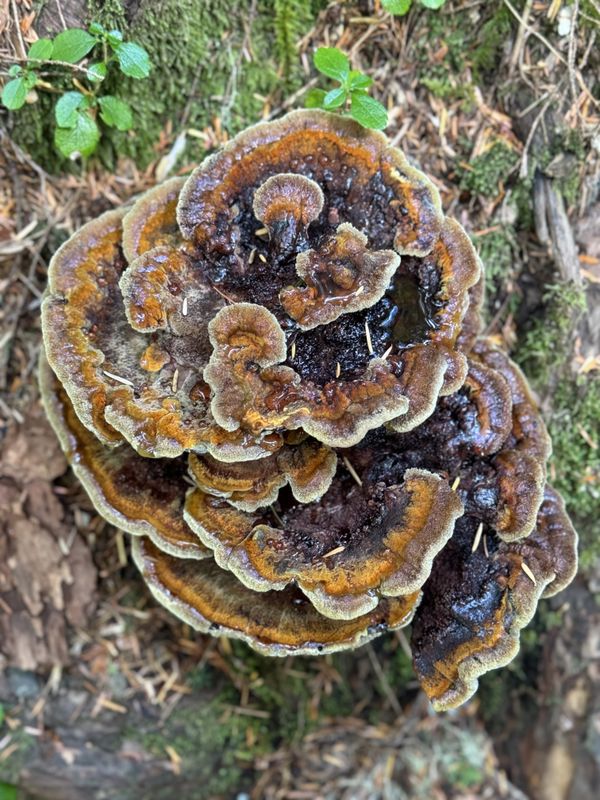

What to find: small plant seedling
left=1, top=22, right=151, bottom=159
left=305, top=47, right=388, bottom=130
left=382, top=0, right=447, bottom=14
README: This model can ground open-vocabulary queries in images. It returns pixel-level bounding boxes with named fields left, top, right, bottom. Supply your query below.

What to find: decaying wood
left=533, top=171, right=581, bottom=286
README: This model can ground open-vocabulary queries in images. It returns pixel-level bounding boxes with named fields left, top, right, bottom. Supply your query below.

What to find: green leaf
left=55, top=91, right=85, bottom=128
left=24, top=72, right=39, bottom=90
left=98, top=95, right=133, bottom=130
left=51, top=29, right=96, bottom=63
left=0, top=703, right=4, bottom=726
left=0, top=782, right=18, bottom=800
left=382, top=0, right=412, bottom=14
left=420, top=0, right=446, bottom=8
left=88, top=21, right=105, bottom=36
left=87, top=62, right=107, bottom=82
left=8, top=65, right=22, bottom=77
left=347, top=70, right=373, bottom=90
left=28, top=38, right=53, bottom=60
left=1, top=78, right=27, bottom=110
left=107, top=30, right=124, bottom=47
left=350, top=92, right=388, bottom=130
left=55, top=111, right=100, bottom=157
left=323, top=87, right=347, bottom=109
left=115, top=42, right=151, bottom=79
left=313, top=47, right=349, bottom=82
left=304, top=88, right=327, bottom=108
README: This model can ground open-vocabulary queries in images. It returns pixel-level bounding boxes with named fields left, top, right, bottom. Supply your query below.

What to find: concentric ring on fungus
left=410, top=485, right=578, bottom=710
left=133, top=537, right=420, bottom=657
left=183, top=340, right=559, bottom=623
left=42, top=110, right=481, bottom=460
left=39, top=352, right=208, bottom=560
left=39, top=108, right=578, bottom=709
left=41, top=207, right=281, bottom=461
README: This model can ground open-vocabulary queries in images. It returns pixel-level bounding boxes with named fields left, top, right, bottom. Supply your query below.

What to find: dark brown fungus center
left=286, top=261, right=441, bottom=385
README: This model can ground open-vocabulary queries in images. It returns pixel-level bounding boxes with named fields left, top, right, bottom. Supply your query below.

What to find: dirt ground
left=0, top=1, right=599, bottom=799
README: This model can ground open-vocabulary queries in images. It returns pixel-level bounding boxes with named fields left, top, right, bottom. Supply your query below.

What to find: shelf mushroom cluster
left=40, top=110, right=578, bottom=710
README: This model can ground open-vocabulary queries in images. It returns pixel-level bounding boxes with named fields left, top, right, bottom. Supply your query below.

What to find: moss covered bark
left=14, top=0, right=323, bottom=169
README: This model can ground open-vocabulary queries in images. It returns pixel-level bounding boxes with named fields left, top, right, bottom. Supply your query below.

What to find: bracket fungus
left=40, top=109, right=577, bottom=709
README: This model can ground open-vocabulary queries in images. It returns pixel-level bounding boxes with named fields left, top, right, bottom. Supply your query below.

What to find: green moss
left=0, top=783, right=17, bottom=800
left=274, top=0, right=319, bottom=89
left=182, top=638, right=416, bottom=750
left=581, top=0, right=600, bottom=31
left=423, top=15, right=468, bottom=73
left=222, top=643, right=358, bottom=740
left=420, top=76, right=475, bottom=110
left=471, top=5, right=513, bottom=78
left=538, top=128, right=585, bottom=208
left=510, top=172, right=535, bottom=231
left=90, top=0, right=280, bottom=166
left=460, top=141, right=518, bottom=198
left=135, top=689, right=250, bottom=798
left=474, top=226, right=520, bottom=320
left=516, top=281, right=587, bottom=386
left=547, top=375, right=600, bottom=564
left=185, top=662, right=220, bottom=692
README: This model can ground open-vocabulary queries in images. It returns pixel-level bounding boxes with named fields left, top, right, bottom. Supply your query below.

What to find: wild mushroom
left=41, top=350, right=421, bottom=655
left=184, top=467, right=462, bottom=619
left=39, top=353, right=207, bottom=560
left=188, top=438, right=338, bottom=511
left=42, top=110, right=479, bottom=460
left=411, top=485, right=578, bottom=710
left=133, top=537, right=420, bottom=656
left=40, top=109, right=578, bottom=708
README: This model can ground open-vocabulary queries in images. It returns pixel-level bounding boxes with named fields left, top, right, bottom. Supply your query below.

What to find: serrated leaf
left=51, top=29, right=96, bottom=63
left=382, top=0, right=412, bottom=14
left=313, top=47, right=349, bottom=82
left=323, top=87, right=347, bottom=109
left=1, top=78, right=27, bottom=110
left=55, top=91, right=85, bottom=128
left=115, top=42, right=151, bottom=79
left=350, top=92, right=388, bottom=130
left=304, top=88, right=327, bottom=109
left=28, top=39, right=53, bottom=60
left=98, top=95, right=133, bottom=130
left=420, top=0, right=446, bottom=8
left=87, top=62, right=107, bottom=82
left=55, top=111, right=100, bottom=157
left=347, top=70, right=373, bottom=90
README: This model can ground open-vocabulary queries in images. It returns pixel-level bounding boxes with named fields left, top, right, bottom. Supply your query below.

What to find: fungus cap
left=39, top=109, right=578, bottom=709
left=42, top=110, right=483, bottom=461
